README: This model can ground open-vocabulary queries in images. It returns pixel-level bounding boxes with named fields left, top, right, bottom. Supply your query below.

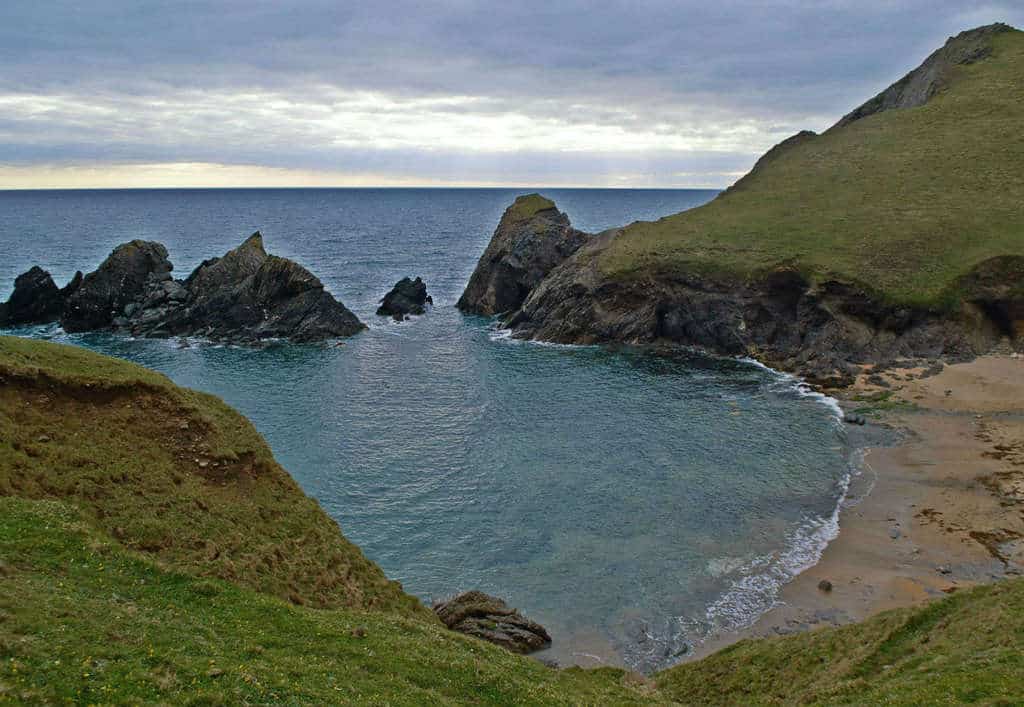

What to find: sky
left=0, top=2, right=1020, bottom=189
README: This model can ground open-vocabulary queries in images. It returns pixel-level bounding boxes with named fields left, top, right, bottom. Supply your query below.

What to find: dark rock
left=835, top=23, right=1013, bottom=128
left=433, top=591, right=551, bottom=654
left=60, top=271, right=83, bottom=300
left=818, top=579, right=833, bottom=592
left=129, top=232, right=365, bottom=343
left=377, top=276, right=432, bottom=319
left=457, top=194, right=589, bottom=316
left=12, top=231, right=365, bottom=344
left=61, top=240, right=172, bottom=332
left=0, top=266, right=65, bottom=326
left=845, top=414, right=867, bottom=426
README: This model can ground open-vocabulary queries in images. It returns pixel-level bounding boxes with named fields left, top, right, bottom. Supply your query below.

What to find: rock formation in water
left=377, top=276, right=432, bottom=320
left=456, top=194, right=589, bottom=316
left=62, top=241, right=173, bottom=332
left=2, top=232, right=365, bottom=343
left=0, top=266, right=78, bottom=327
left=433, top=591, right=552, bottom=654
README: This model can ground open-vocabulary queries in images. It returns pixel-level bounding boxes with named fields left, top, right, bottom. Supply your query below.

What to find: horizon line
left=0, top=184, right=727, bottom=192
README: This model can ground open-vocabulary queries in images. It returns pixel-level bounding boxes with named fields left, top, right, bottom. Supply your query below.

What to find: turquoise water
left=0, top=188, right=851, bottom=671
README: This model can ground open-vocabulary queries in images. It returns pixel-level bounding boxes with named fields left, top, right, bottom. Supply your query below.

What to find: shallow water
left=0, top=188, right=851, bottom=671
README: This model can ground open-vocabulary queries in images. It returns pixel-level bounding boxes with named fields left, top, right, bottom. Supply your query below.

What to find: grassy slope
left=658, top=579, right=1024, bottom=705
left=0, top=497, right=659, bottom=705
left=0, top=335, right=420, bottom=615
left=600, top=29, right=1024, bottom=307
left=2, top=337, right=1024, bottom=704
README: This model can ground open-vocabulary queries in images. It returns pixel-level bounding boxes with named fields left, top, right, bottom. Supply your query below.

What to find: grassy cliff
left=3, top=337, right=1024, bottom=704
left=600, top=25, right=1024, bottom=308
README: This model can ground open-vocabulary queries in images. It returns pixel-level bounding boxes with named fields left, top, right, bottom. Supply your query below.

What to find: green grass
left=657, top=579, right=1024, bottom=705
left=0, top=496, right=660, bottom=705
left=599, top=29, right=1024, bottom=308
left=506, top=194, right=557, bottom=222
left=0, top=335, right=421, bottom=615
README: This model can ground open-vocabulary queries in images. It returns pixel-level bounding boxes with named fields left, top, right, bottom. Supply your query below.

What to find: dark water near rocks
left=0, top=188, right=853, bottom=671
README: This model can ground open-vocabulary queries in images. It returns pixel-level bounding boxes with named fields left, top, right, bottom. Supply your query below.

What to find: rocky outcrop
left=62, top=241, right=172, bottom=332
left=456, top=194, right=589, bottom=316
left=0, top=267, right=67, bottom=327
left=123, top=233, right=365, bottom=342
left=377, top=277, right=432, bottom=320
left=2, top=232, right=364, bottom=344
left=433, top=591, right=551, bottom=654
left=503, top=233, right=1020, bottom=387
left=835, top=23, right=1013, bottom=128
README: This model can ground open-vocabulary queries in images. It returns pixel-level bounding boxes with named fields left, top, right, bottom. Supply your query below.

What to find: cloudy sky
left=0, top=2, right=1020, bottom=189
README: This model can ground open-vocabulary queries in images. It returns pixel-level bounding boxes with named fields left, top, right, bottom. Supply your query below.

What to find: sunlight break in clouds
left=0, top=1, right=1021, bottom=188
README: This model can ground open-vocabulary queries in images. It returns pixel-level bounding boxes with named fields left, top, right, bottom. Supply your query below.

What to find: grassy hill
left=600, top=25, right=1024, bottom=308
left=0, top=335, right=420, bottom=615
left=3, top=336, right=1024, bottom=704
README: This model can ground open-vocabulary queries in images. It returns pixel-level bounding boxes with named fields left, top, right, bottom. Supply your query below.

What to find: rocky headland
left=459, top=24, right=1024, bottom=388
left=1, top=232, right=365, bottom=343
left=456, top=194, right=590, bottom=316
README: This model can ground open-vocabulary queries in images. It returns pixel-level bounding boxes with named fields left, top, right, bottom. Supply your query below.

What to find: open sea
left=0, top=188, right=852, bottom=671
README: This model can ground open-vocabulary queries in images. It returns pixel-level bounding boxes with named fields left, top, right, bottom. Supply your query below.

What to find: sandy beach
left=689, top=354, right=1024, bottom=661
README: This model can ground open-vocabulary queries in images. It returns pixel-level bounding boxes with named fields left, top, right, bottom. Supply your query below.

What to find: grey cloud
left=0, top=1, right=1021, bottom=185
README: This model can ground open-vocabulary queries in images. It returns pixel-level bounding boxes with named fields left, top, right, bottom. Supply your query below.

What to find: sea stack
left=456, top=194, right=589, bottom=316
left=2, top=232, right=365, bottom=344
left=377, top=276, right=432, bottom=320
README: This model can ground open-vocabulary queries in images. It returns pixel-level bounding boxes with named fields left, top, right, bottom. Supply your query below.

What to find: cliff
left=473, top=24, right=1024, bottom=386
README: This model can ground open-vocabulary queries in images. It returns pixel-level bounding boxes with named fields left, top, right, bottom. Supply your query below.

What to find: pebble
left=818, top=579, right=833, bottom=592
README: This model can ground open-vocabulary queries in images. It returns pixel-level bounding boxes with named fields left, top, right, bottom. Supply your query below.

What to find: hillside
left=600, top=23, right=1024, bottom=308
left=2, top=337, right=1024, bottom=703
left=484, top=24, right=1024, bottom=386
left=0, top=335, right=418, bottom=615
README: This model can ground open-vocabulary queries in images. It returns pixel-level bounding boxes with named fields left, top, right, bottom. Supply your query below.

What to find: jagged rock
left=61, top=240, right=172, bottom=332
left=0, top=266, right=65, bottom=326
left=377, top=277, right=432, bottom=320
left=456, top=194, right=589, bottom=316
left=126, top=232, right=365, bottom=343
left=835, top=23, right=1013, bottom=128
left=433, top=591, right=551, bottom=654
left=3, top=232, right=365, bottom=344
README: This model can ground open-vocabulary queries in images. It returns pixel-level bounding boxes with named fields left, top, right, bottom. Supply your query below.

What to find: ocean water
left=0, top=188, right=852, bottom=672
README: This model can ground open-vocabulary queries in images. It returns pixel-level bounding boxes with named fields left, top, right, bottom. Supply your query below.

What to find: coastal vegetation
left=600, top=25, right=1024, bottom=309
left=3, top=336, right=1024, bottom=704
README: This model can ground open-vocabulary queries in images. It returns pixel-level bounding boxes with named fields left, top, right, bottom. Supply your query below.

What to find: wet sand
left=688, top=354, right=1024, bottom=661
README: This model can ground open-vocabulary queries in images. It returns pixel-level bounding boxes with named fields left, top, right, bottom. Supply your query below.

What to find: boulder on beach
left=456, top=194, right=589, bottom=316
left=377, top=276, right=432, bottom=320
left=433, top=591, right=551, bottom=654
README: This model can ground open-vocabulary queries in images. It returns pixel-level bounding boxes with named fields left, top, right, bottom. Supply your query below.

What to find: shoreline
left=685, top=354, right=1024, bottom=662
